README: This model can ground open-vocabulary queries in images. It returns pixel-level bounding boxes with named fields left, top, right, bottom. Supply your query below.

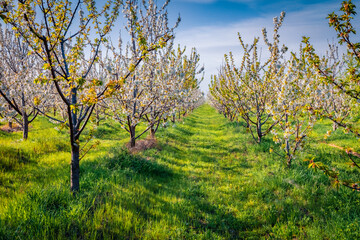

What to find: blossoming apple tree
left=209, top=12, right=288, bottom=143
left=0, top=25, right=51, bottom=139
left=1, top=0, right=175, bottom=193
left=101, top=0, right=179, bottom=147
left=302, top=0, right=360, bottom=190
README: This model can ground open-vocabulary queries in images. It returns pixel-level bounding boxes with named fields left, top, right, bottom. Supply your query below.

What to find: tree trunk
left=243, top=118, right=250, bottom=129
left=150, top=128, right=156, bottom=139
left=21, top=92, right=29, bottom=140
left=285, top=114, right=291, bottom=167
left=286, top=139, right=292, bottom=167
left=22, top=114, right=29, bottom=140
left=130, top=125, right=136, bottom=148
left=257, top=121, right=262, bottom=143
left=96, top=109, right=100, bottom=126
left=333, top=122, right=338, bottom=131
left=8, top=105, right=13, bottom=129
left=70, top=141, right=80, bottom=193
left=286, top=155, right=292, bottom=168
left=70, top=87, right=80, bottom=193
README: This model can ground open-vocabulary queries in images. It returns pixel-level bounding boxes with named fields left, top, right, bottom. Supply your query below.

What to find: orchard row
left=0, top=0, right=204, bottom=192
left=208, top=1, right=360, bottom=191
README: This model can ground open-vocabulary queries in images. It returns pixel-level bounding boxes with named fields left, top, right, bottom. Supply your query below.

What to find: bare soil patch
left=127, top=137, right=159, bottom=154
left=0, top=123, right=22, bottom=133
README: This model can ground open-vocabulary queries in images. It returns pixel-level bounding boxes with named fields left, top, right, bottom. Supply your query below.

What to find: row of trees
left=209, top=0, right=360, bottom=191
left=0, top=0, right=204, bottom=193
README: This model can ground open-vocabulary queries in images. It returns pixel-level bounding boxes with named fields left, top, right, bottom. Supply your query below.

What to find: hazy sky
left=165, top=0, right=354, bottom=92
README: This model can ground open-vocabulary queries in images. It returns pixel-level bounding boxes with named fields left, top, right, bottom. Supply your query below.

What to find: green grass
left=0, top=104, right=360, bottom=239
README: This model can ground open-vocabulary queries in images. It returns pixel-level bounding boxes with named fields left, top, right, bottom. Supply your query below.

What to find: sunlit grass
left=0, top=104, right=360, bottom=239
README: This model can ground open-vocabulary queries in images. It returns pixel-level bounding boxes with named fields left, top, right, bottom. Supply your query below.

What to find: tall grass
left=0, top=105, right=359, bottom=239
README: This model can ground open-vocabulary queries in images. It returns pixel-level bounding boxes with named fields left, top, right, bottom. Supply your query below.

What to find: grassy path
left=1, top=104, right=360, bottom=239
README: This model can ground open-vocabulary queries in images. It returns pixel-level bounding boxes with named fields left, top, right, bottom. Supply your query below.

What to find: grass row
left=0, top=104, right=360, bottom=239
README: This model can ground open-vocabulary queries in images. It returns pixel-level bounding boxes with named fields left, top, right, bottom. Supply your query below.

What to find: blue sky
left=168, top=0, right=335, bottom=28
left=165, top=0, right=354, bottom=92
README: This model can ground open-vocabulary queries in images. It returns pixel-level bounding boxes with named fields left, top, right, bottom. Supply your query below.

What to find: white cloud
left=174, top=2, right=343, bottom=92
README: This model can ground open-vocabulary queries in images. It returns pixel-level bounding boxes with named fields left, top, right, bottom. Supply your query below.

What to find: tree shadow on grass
left=70, top=143, right=256, bottom=238
left=0, top=129, right=12, bottom=138
left=0, top=137, right=75, bottom=202
left=173, top=125, right=194, bottom=137
left=93, top=122, right=123, bottom=140
left=162, top=132, right=189, bottom=144
left=0, top=146, right=34, bottom=171
left=104, top=149, right=174, bottom=179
